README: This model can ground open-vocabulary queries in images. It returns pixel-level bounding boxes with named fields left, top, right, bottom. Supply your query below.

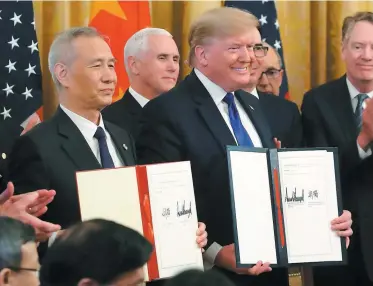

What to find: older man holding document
left=136, top=7, right=353, bottom=286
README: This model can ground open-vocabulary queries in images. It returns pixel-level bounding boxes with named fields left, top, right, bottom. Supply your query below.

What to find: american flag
left=225, top=0, right=290, bottom=99
left=0, top=1, right=42, bottom=129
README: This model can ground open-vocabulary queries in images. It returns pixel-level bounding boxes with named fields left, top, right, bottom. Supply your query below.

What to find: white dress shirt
left=60, top=105, right=124, bottom=168
left=194, top=69, right=263, bottom=147
left=194, top=69, right=262, bottom=268
left=249, top=87, right=259, bottom=99
left=129, top=86, right=150, bottom=108
left=346, top=78, right=373, bottom=159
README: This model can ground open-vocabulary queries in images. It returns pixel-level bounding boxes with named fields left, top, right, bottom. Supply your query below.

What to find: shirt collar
left=346, top=77, right=373, bottom=100
left=129, top=86, right=150, bottom=108
left=194, top=68, right=233, bottom=105
left=60, top=104, right=105, bottom=140
left=250, top=87, right=259, bottom=99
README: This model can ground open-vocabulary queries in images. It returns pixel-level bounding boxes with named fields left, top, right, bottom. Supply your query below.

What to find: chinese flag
left=89, top=1, right=151, bottom=103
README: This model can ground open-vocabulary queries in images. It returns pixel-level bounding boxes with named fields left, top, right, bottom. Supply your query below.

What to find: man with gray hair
left=7, top=26, right=136, bottom=238
left=102, top=27, right=180, bottom=138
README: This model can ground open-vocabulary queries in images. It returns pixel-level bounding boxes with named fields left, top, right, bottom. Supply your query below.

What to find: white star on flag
left=259, top=14, right=267, bottom=25
left=262, top=0, right=269, bottom=3
left=28, top=40, right=38, bottom=54
left=1, top=107, right=11, bottom=120
left=5, top=60, right=17, bottom=73
left=10, top=12, right=22, bottom=26
left=31, top=19, right=35, bottom=30
left=8, top=36, right=20, bottom=49
left=2, top=83, right=15, bottom=96
left=22, top=87, right=33, bottom=100
left=0, top=10, right=2, bottom=20
left=262, top=38, right=267, bottom=43
left=274, top=40, right=281, bottom=50
left=275, top=19, right=279, bottom=29
left=25, top=63, right=36, bottom=76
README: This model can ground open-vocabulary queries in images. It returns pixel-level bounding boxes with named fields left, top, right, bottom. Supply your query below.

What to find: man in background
left=257, top=43, right=284, bottom=97
left=102, top=27, right=180, bottom=138
left=242, top=42, right=302, bottom=148
left=302, top=11, right=373, bottom=286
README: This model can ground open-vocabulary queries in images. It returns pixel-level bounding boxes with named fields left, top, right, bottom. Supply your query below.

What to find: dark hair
left=0, top=216, right=36, bottom=271
left=342, top=11, right=373, bottom=43
left=40, top=219, right=153, bottom=286
left=164, top=269, right=235, bottom=286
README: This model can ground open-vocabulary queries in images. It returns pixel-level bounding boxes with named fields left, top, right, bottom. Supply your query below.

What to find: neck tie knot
left=94, top=126, right=106, bottom=140
left=357, top=93, right=369, bottom=106
left=223, top=92, right=235, bottom=106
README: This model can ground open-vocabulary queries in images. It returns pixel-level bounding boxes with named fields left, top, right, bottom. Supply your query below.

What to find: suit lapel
left=123, top=89, right=143, bottom=117
left=324, top=76, right=357, bottom=142
left=56, top=108, right=101, bottom=170
left=187, top=72, right=237, bottom=153
left=235, top=90, right=274, bottom=148
left=104, top=121, right=135, bottom=166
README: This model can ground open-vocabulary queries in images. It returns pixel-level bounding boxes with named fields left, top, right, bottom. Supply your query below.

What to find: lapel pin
left=123, top=144, right=128, bottom=150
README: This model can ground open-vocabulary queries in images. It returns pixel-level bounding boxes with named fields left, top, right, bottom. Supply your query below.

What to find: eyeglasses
left=252, top=44, right=269, bottom=58
left=260, top=68, right=282, bottom=79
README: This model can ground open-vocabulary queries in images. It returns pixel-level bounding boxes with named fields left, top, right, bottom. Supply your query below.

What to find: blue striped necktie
left=223, top=93, right=254, bottom=147
left=355, top=93, right=369, bottom=131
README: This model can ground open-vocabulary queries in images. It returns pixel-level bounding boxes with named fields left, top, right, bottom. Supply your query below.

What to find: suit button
left=1, top=153, right=6, bottom=160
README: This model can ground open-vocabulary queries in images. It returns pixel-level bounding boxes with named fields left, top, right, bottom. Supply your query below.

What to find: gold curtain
left=276, top=0, right=373, bottom=107
left=34, top=0, right=373, bottom=118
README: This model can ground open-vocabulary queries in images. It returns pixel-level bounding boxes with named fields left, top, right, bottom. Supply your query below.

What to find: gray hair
left=48, top=26, right=103, bottom=87
left=0, top=217, right=36, bottom=271
left=124, top=27, right=172, bottom=74
left=263, top=42, right=283, bottom=68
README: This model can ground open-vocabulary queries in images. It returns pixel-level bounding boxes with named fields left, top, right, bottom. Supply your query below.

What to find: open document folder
left=75, top=161, right=203, bottom=281
left=227, top=146, right=347, bottom=268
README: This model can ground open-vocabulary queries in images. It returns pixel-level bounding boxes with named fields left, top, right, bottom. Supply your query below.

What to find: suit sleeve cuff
left=203, top=242, right=222, bottom=270
left=357, top=140, right=372, bottom=159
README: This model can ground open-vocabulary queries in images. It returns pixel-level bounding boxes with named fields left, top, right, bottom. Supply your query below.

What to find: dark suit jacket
left=8, top=107, right=136, bottom=229
left=258, top=91, right=303, bottom=148
left=102, top=89, right=143, bottom=138
left=136, top=71, right=288, bottom=286
left=0, top=123, right=23, bottom=191
left=301, top=75, right=373, bottom=280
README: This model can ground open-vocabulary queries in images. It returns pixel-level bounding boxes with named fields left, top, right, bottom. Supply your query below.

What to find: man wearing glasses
left=257, top=43, right=284, bottom=97
left=242, top=42, right=303, bottom=148
left=0, top=216, right=39, bottom=286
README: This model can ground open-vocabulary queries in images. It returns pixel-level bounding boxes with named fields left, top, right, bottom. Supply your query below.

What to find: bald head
left=257, top=43, right=283, bottom=96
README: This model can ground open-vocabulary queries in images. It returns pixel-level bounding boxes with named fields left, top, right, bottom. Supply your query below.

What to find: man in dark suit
left=102, top=28, right=180, bottom=138
left=8, top=27, right=136, bottom=231
left=242, top=42, right=303, bottom=148
left=302, top=11, right=373, bottom=286
left=136, top=7, right=288, bottom=286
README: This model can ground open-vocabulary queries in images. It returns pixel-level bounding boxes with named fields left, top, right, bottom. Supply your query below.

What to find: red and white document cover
left=75, top=161, right=203, bottom=281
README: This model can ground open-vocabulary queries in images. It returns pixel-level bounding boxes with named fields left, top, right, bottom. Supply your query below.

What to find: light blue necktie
left=223, top=93, right=254, bottom=147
